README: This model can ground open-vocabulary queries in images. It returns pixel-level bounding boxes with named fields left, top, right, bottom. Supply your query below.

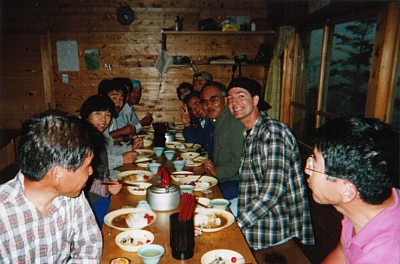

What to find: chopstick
left=195, top=171, right=207, bottom=182
left=102, top=182, right=140, bottom=187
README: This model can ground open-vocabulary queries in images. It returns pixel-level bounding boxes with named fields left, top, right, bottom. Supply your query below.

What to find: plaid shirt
left=0, top=172, right=102, bottom=263
left=236, top=112, right=314, bottom=249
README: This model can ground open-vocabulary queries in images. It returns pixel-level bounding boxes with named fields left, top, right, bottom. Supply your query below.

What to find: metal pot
left=146, top=184, right=180, bottom=211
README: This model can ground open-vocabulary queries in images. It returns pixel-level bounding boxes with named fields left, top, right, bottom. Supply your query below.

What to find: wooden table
left=100, top=153, right=257, bottom=263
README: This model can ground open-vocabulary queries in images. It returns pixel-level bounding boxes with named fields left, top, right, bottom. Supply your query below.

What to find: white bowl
left=181, top=152, right=201, bottom=160
left=137, top=244, right=165, bottom=264
left=127, top=183, right=152, bottom=196
left=201, top=249, right=244, bottom=264
left=210, top=198, right=230, bottom=210
left=143, top=139, right=153, bottom=147
left=115, top=230, right=154, bottom=252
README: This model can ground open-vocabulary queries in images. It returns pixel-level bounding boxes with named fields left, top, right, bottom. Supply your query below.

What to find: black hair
left=97, top=79, right=113, bottom=96
left=176, top=82, right=194, bottom=101
left=315, top=117, right=398, bottom=204
left=183, top=91, right=201, bottom=105
left=17, top=110, right=94, bottom=181
left=80, top=95, right=116, bottom=119
left=113, top=77, right=133, bottom=93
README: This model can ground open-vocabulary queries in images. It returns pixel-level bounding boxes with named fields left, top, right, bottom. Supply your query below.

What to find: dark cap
left=227, top=77, right=271, bottom=111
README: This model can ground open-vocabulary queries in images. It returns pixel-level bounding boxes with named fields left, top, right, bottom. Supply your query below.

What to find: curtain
left=265, top=26, right=295, bottom=119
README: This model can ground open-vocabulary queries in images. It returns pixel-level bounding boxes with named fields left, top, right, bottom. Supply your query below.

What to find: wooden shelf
left=161, top=30, right=276, bottom=51
left=161, top=30, right=276, bottom=35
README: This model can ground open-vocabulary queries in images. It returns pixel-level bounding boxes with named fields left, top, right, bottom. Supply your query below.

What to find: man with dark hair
left=201, top=81, right=244, bottom=200
left=306, top=117, right=400, bottom=263
left=227, top=77, right=314, bottom=262
left=180, top=91, right=214, bottom=160
left=0, top=110, right=102, bottom=262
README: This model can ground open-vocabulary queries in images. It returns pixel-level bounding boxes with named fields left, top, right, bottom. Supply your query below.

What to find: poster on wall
left=56, top=40, right=79, bottom=71
left=84, top=49, right=100, bottom=70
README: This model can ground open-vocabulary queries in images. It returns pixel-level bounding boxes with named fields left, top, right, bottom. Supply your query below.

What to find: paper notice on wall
left=56, top=40, right=79, bottom=71
left=84, top=49, right=100, bottom=70
left=154, top=49, right=172, bottom=76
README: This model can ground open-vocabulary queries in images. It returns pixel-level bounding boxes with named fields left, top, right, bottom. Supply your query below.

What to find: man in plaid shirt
left=227, top=77, right=314, bottom=262
left=0, top=110, right=102, bottom=263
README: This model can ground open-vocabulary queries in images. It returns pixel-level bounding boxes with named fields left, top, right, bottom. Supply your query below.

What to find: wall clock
left=117, top=6, right=134, bottom=25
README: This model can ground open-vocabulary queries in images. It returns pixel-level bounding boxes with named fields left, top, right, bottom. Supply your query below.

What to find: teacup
left=153, top=147, right=165, bottom=157
left=137, top=244, right=165, bottom=264
left=148, top=163, right=161, bottom=174
left=163, top=150, right=176, bottom=160
left=180, top=185, right=194, bottom=194
left=210, top=198, right=230, bottom=210
left=172, top=160, right=186, bottom=172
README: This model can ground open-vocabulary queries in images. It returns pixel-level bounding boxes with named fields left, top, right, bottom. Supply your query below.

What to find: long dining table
left=100, top=143, right=257, bottom=263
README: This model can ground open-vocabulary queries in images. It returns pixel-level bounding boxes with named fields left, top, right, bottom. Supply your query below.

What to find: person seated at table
left=0, top=110, right=102, bottom=262
left=227, top=77, right=314, bottom=263
left=99, top=78, right=137, bottom=140
left=127, top=79, right=153, bottom=127
left=176, top=82, right=194, bottom=101
left=180, top=91, right=214, bottom=160
left=305, top=117, right=400, bottom=264
left=97, top=78, right=143, bottom=168
left=193, top=71, right=213, bottom=92
left=200, top=81, right=244, bottom=200
left=80, top=95, right=123, bottom=227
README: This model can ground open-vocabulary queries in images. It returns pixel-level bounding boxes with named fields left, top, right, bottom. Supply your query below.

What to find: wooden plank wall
left=1, top=0, right=275, bottom=127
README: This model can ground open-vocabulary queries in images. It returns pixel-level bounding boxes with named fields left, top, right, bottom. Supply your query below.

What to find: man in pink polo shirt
left=305, top=117, right=400, bottom=263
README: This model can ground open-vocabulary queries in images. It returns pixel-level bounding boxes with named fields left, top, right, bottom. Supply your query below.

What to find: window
left=291, top=17, right=377, bottom=146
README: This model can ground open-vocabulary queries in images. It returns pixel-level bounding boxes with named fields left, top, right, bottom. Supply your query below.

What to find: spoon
left=195, top=172, right=207, bottom=182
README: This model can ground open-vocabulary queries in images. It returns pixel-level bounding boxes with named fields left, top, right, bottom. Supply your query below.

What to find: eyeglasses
left=305, top=154, right=329, bottom=176
left=200, top=95, right=223, bottom=106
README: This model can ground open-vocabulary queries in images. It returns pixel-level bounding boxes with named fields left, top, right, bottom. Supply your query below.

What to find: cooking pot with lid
left=146, top=184, right=180, bottom=211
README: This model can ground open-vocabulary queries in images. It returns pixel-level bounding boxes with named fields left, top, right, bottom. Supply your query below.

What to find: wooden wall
left=0, top=0, right=276, bottom=128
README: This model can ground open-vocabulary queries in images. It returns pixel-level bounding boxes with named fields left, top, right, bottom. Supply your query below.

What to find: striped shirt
left=0, top=172, right=102, bottom=263
left=236, top=112, right=315, bottom=249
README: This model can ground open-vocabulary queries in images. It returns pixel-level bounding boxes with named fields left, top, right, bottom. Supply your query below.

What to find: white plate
left=143, top=139, right=153, bottom=147
left=181, top=152, right=201, bottom=160
left=194, top=208, right=234, bottom=232
left=104, top=208, right=156, bottom=231
left=170, top=171, right=194, bottom=182
left=135, top=149, right=155, bottom=157
left=165, top=141, right=185, bottom=150
left=196, top=197, right=211, bottom=209
left=201, top=249, right=244, bottom=264
left=118, top=170, right=154, bottom=183
left=184, top=143, right=202, bottom=150
left=185, top=162, right=204, bottom=167
left=127, top=182, right=152, bottom=196
left=136, top=162, right=150, bottom=168
left=115, top=230, right=154, bottom=252
left=179, top=176, right=218, bottom=191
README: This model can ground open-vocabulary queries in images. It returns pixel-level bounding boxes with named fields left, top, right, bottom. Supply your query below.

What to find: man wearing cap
left=127, top=79, right=153, bottom=127
left=193, top=71, right=213, bottom=92
left=227, top=77, right=314, bottom=262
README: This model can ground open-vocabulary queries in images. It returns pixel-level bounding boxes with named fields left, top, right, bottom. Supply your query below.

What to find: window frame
left=282, top=3, right=399, bottom=152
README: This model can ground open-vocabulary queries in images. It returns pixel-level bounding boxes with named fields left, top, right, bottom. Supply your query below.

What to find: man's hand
left=203, top=159, right=216, bottom=176
left=122, top=151, right=138, bottom=163
left=132, top=137, right=144, bottom=149
left=107, top=182, right=122, bottom=195
left=180, top=104, right=191, bottom=127
left=140, top=113, right=153, bottom=126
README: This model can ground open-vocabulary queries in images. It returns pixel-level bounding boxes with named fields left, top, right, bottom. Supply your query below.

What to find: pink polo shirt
left=342, top=188, right=400, bottom=264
